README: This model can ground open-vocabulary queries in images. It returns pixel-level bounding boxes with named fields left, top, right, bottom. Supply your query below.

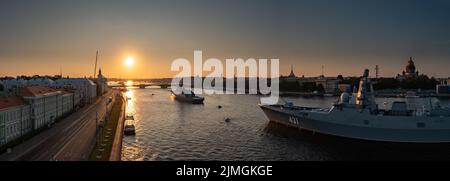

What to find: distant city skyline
left=1, top=0, right=450, bottom=78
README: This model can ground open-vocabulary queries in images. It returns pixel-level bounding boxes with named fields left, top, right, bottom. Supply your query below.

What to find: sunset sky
left=1, top=0, right=450, bottom=78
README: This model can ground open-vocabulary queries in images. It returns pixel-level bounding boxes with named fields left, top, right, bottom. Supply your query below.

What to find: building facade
left=53, top=78, right=96, bottom=104
left=19, top=86, right=63, bottom=130
left=60, top=91, right=74, bottom=116
left=315, top=78, right=339, bottom=93
left=0, top=96, right=31, bottom=146
left=0, top=77, right=97, bottom=106
left=96, top=69, right=109, bottom=96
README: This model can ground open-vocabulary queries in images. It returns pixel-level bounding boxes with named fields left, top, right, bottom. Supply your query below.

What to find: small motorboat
left=125, top=114, right=134, bottom=120
left=124, top=120, right=135, bottom=136
left=124, top=115, right=136, bottom=136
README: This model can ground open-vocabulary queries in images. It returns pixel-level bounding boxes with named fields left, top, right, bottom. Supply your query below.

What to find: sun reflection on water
left=125, top=80, right=134, bottom=87
left=124, top=89, right=136, bottom=115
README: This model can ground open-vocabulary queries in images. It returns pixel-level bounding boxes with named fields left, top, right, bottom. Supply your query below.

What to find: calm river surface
left=122, top=88, right=450, bottom=161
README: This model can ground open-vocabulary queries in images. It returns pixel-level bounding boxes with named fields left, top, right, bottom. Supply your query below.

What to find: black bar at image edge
left=0, top=161, right=448, bottom=179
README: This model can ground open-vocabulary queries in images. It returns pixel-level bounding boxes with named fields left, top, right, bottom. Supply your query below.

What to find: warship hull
left=260, top=105, right=450, bottom=143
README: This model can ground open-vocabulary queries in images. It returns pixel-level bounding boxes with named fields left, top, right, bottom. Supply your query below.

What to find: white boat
left=260, top=69, right=450, bottom=143
left=170, top=88, right=204, bottom=104
left=124, top=115, right=135, bottom=136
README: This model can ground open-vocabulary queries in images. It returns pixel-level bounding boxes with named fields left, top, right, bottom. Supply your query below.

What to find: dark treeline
left=374, top=75, right=438, bottom=90
left=279, top=81, right=324, bottom=93
left=171, top=75, right=439, bottom=93
left=341, top=75, right=438, bottom=91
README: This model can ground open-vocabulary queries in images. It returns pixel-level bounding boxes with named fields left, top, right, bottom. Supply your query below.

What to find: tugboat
left=124, top=114, right=136, bottom=136
left=170, top=88, right=204, bottom=104
left=260, top=69, right=450, bottom=143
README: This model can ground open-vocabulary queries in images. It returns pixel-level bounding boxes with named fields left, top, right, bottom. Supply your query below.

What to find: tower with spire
left=288, top=65, right=296, bottom=78
left=96, top=68, right=109, bottom=96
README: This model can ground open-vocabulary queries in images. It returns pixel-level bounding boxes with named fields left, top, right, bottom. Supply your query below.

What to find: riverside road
left=0, top=90, right=118, bottom=161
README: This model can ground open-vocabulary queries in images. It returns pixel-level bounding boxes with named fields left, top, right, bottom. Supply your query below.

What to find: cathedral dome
left=405, top=57, right=416, bottom=74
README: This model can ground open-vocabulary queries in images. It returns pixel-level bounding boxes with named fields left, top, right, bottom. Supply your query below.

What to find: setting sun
left=125, top=56, right=135, bottom=67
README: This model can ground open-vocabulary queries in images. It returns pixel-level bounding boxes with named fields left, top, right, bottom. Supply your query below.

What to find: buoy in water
left=218, top=105, right=222, bottom=109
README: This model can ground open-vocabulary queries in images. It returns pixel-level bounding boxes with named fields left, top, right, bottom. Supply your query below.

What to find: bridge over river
left=109, top=82, right=171, bottom=89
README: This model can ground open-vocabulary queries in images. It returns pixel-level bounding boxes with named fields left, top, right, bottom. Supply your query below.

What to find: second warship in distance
left=170, top=88, right=204, bottom=104
left=260, top=69, right=450, bottom=143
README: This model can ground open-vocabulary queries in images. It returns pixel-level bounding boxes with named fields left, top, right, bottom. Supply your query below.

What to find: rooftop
left=0, top=96, right=27, bottom=110
left=18, top=86, right=60, bottom=97
left=55, top=87, right=76, bottom=95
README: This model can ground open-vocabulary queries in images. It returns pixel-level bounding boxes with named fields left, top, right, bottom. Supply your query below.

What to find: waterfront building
left=53, top=78, right=96, bottom=104
left=397, top=57, right=420, bottom=81
left=315, top=78, right=340, bottom=93
left=0, top=77, right=97, bottom=105
left=58, top=90, right=74, bottom=117
left=279, top=65, right=341, bottom=94
left=57, top=87, right=81, bottom=109
left=18, top=86, right=63, bottom=130
left=436, top=85, right=450, bottom=94
left=437, top=79, right=450, bottom=95
left=95, top=68, right=109, bottom=96
left=0, top=96, right=31, bottom=146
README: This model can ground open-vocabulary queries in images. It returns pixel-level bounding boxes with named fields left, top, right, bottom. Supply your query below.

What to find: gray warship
left=260, top=69, right=450, bottom=143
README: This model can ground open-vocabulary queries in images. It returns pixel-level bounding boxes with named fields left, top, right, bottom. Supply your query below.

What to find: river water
left=121, top=88, right=450, bottom=161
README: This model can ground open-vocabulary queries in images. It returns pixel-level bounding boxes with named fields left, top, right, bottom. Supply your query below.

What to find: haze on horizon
left=1, top=0, right=450, bottom=79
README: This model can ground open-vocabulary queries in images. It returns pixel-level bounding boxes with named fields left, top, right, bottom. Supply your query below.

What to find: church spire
left=288, top=64, right=296, bottom=77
